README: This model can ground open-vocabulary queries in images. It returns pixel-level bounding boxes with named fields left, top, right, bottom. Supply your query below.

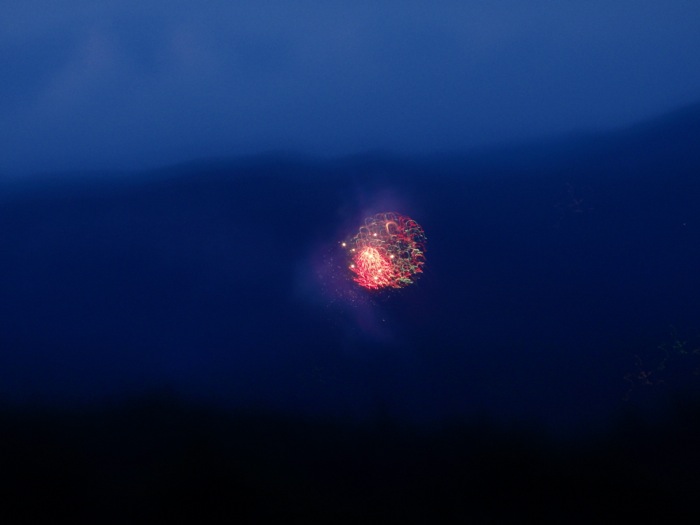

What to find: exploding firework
left=343, top=212, right=426, bottom=290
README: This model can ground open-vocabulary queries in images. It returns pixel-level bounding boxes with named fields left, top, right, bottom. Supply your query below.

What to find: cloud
left=1, top=1, right=700, bottom=174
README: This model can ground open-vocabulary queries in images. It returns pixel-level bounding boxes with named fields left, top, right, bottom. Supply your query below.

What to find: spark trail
left=343, top=212, right=426, bottom=290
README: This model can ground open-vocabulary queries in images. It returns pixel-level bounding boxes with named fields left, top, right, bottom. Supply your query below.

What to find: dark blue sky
left=4, top=6, right=700, bottom=519
left=2, top=1, right=700, bottom=175
left=2, top=2, right=700, bottom=436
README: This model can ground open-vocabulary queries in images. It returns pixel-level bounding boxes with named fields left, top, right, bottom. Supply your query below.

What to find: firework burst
left=343, top=212, right=426, bottom=290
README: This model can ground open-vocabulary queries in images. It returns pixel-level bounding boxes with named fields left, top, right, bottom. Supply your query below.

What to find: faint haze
left=2, top=0, right=700, bottom=175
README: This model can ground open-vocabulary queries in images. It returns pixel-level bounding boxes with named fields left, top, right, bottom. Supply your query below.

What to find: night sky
left=2, top=2, right=700, bottom=521
left=2, top=1, right=700, bottom=175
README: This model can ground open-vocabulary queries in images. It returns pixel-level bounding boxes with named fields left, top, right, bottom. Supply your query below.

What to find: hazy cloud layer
left=2, top=1, right=700, bottom=174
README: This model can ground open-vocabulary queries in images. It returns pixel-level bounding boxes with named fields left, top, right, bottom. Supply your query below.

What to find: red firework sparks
left=343, top=212, right=426, bottom=290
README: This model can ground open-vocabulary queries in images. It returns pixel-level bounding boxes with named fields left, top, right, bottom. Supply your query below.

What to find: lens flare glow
left=343, top=212, right=426, bottom=290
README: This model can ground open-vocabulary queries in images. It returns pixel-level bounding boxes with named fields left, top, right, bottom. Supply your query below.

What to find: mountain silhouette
left=1, top=102, right=699, bottom=428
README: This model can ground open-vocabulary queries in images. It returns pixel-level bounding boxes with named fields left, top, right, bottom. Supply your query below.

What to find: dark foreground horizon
left=2, top=102, right=700, bottom=521
left=2, top=392, right=700, bottom=523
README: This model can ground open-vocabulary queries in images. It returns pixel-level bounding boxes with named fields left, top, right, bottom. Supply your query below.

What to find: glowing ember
left=343, top=212, right=426, bottom=290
